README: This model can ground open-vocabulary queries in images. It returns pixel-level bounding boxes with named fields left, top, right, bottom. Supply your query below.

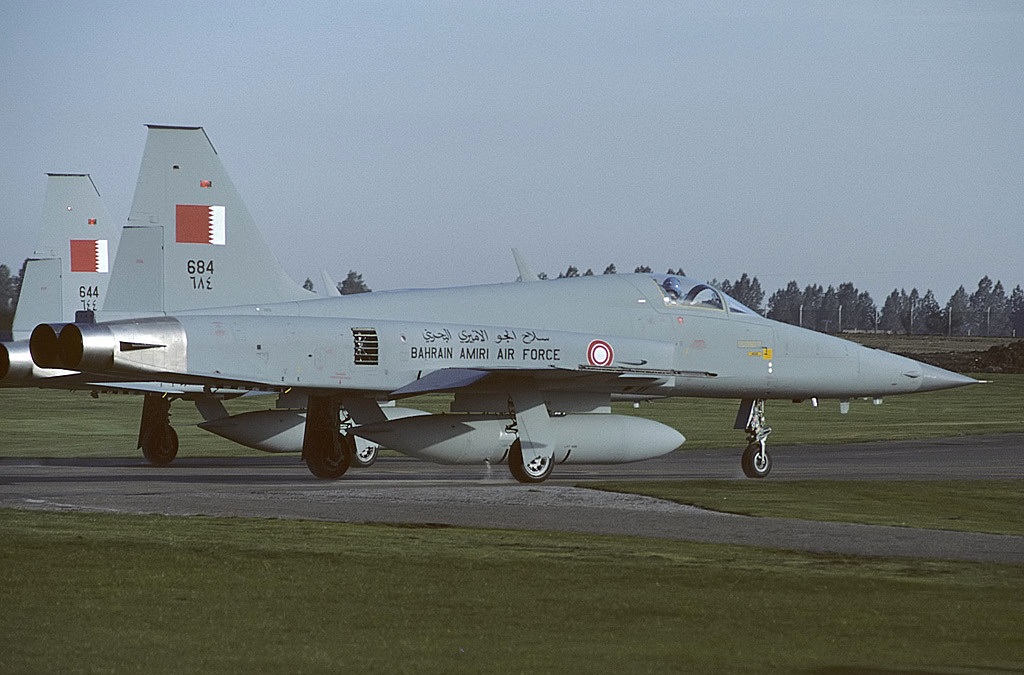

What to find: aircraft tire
left=507, top=438, right=553, bottom=483
left=142, top=425, right=179, bottom=466
left=741, top=441, right=771, bottom=479
left=351, top=437, right=377, bottom=468
left=306, top=432, right=352, bottom=479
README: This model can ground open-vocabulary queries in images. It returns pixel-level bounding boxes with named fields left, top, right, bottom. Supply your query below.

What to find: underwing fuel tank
left=352, top=413, right=685, bottom=465
left=198, top=406, right=427, bottom=453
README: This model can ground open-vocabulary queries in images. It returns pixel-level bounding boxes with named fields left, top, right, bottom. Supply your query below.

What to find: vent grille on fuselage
left=352, top=328, right=379, bottom=365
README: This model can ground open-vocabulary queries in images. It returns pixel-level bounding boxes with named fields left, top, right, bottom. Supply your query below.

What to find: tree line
left=3, top=258, right=1022, bottom=338
left=541, top=265, right=1024, bottom=338
left=302, top=271, right=372, bottom=295
left=765, top=276, right=1024, bottom=337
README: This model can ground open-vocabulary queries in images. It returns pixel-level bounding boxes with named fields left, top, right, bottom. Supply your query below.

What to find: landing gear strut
left=303, top=395, right=351, bottom=479
left=738, top=398, right=772, bottom=479
left=139, top=393, right=178, bottom=465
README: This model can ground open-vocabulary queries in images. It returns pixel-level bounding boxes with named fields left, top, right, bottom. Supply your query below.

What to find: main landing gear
left=139, top=393, right=179, bottom=465
left=343, top=412, right=377, bottom=468
left=737, top=398, right=772, bottom=479
left=351, top=439, right=378, bottom=468
left=303, top=395, right=353, bottom=479
left=505, top=387, right=556, bottom=484
left=507, top=438, right=553, bottom=483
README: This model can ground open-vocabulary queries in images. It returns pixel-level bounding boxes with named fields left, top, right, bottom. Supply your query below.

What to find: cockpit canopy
left=651, top=274, right=755, bottom=314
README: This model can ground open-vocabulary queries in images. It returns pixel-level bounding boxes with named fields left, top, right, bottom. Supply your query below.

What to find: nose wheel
left=741, top=439, right=771, bottom=478
left=737, top=398, right=772, bottom=479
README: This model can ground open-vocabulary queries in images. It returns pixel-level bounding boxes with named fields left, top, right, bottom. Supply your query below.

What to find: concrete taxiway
left=2, top=434, right=1022, bottom=564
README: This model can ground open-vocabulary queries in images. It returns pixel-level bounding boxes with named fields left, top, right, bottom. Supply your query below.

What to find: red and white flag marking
left=175, top=205, right=226, bottom=245
left=70, top=239, right=109, bottom=273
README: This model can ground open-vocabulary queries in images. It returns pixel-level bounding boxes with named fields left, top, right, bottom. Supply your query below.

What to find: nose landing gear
left=736, top=398, right=772, bottom=479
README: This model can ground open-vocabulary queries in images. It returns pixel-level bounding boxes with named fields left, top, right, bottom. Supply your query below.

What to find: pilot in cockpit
left=662, top=276, right=682, bottom=301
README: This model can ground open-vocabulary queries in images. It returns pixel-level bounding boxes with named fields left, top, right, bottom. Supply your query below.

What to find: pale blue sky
left=1, top=1, right=1021, bottom=303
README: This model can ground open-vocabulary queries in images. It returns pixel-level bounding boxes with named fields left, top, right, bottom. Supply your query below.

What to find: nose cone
left=855, top=345, right=979, bottom=396
left=912, top=362, right=979, bottom=393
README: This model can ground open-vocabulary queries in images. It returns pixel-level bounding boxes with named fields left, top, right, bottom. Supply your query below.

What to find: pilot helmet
left=662, top=276, right=682, bottom=299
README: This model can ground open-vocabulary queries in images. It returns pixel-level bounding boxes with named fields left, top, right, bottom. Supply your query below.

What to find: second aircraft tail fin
left=12, top=174, right=118, bottom=339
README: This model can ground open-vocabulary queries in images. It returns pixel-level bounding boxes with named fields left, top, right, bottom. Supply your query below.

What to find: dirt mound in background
left=909, top=340, right=1024, bottom=374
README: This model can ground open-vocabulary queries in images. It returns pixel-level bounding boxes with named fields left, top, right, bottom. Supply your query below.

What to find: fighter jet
left=1, top=137, right=416, bottom=467
left=26, top=126, right=977, bottom=482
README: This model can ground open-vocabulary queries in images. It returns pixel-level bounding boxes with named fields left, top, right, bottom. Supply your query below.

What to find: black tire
left=142, top=425, right=179, bottom=466
left=351, top=437, right=377, bottom=468
left=306, top=432, right=352, bottom=479
left=741, top=441, right=771, bottom=479
left=507, top=438, right=553, bottom=483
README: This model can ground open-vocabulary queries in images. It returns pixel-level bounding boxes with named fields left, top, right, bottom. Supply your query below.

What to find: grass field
left=2, top=373, right=1021, bottom=672
left=1, top=373, right=1020, bottom=457
left=2, top=509, right=1022, bottom=674
left=590, top=480, right=1024, bottom=535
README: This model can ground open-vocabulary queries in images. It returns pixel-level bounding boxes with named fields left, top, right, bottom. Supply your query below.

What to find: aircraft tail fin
left=103, top=125, right=311, bottom=315
left=11, top=174, right=117, bottom=340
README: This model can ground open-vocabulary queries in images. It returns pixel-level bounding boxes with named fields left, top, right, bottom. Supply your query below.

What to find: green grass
left=3, top=376, right=1022, bottom=672
left=618, top=372, right=1022, bottom=449
left=1, top=374, right=1020, bottom=458
left=1, top=509, right=1022, bottom=674
left=590, top=480, right=1024, bottom=536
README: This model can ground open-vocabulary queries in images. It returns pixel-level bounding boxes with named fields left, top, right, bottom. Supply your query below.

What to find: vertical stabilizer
left=11, top=174, right=118, bottom=340
left=104, top=125, right=311, bottom=314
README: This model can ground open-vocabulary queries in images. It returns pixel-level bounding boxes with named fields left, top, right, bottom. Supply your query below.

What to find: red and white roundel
left=587, top=339, right=614, bottom=367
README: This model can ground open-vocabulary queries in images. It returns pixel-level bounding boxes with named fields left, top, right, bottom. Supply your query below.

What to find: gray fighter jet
left=26, top=126, right=977, bottom=482
left=1, top=135, right=414, bottom=468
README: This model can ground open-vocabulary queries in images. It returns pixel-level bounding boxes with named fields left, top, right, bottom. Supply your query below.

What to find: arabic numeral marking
left=78, top=286, right=99, bottom=310
left=187, top=259, right=214, bottom=290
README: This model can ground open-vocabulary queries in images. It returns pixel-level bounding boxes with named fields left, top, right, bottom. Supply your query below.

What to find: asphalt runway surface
left=2, top=434, right=1022, bottom=564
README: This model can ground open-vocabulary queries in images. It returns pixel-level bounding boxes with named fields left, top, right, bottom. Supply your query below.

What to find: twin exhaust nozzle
left=29, top=323, right=115, bottom=372
left=27, top=317, right=185, bottom=377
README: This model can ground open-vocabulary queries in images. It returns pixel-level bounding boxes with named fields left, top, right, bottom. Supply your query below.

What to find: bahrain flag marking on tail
left=175, top=205, right=226, bottom=245
left=70, top=239, right=109, bottom=273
